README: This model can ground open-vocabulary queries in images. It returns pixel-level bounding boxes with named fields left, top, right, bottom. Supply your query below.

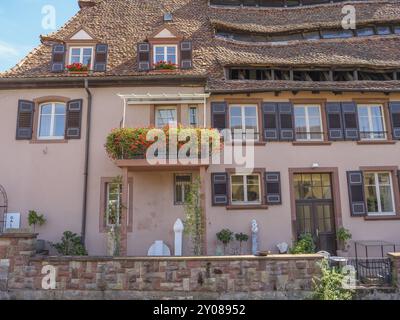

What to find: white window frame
left=230, top=173, right=261, bottom=205
left=357, top=104, right=387, bottom=141
left=229, top=104, right=259, bottom=141
left=294, top=104, right=324, bottom=141
left=174, top=174, right=192, bottom=205
left=106, top=182, right=122, bottom=227
left=37, top=102, right=66, bottom=140
left=68, top=47, right=94, bottom=68
left=189, top=106, right=198, bottom=127
left=155, top=106, right=178, bottom=128
left=364, top=172, right=396, bottom=216
left=153, top=45, right=178, bottom=64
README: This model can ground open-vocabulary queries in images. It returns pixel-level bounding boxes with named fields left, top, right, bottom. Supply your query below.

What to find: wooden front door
left=294, top=173, right=337, bottom=253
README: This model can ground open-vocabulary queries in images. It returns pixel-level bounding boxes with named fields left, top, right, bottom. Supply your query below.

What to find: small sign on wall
left=4, top=213, right=21, bottom=230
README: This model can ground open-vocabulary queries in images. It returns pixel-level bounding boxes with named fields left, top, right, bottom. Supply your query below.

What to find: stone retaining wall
left=1, top=233, right=400, bottom=300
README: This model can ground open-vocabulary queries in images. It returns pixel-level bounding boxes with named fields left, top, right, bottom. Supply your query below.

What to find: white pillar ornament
left=173, top=218, right=184, bottom=256
left=251, top=219, right=259, bottom=255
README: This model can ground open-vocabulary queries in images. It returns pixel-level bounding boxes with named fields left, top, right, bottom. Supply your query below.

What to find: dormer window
left=154, top=45, right=177, bottom=64
left=69, top=47, right=94, bottom=68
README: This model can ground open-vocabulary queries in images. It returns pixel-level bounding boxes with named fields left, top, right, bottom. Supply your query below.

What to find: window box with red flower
left=66, top=63, right=90, bottom=75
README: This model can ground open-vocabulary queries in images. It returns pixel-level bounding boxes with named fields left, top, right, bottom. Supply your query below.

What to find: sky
left=0, top=0, right=79, bottom=72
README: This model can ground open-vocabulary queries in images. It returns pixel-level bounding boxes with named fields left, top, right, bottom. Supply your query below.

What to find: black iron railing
left=348, top=258, right=392, bottom=286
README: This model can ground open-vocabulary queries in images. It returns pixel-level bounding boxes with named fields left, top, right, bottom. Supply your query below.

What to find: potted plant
left=66, top=63, right=89, bottom=74
left=28, top=210, right=47, bottom=252
left=216, top=229, right=233, bottom=255
left=28, top=210, right=46, bottom=233
left=336, top=227, right=352, bottom=257
left=154, top=60, right=177, bottom=72
left=53, top=231, right=87, bottom=256
left=235, top=232, right=249, bottom=255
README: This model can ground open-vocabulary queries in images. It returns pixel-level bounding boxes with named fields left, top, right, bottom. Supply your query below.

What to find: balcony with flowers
left=105, top=125, right=222, bottom=171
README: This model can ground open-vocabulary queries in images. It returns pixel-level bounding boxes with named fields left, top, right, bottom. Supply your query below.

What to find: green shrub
left=312, top=260, right=354, bottom=300
left=337, top=227, right=352, bottom=251
left=235, top=233, right=249, bottom=255
left=53, top=231, right=87, bottom=256
left=27, top=210, right=46, bottom=232
left=216, top=229, right=234, bottom=254
left=290, top=233, right=316, bottom=254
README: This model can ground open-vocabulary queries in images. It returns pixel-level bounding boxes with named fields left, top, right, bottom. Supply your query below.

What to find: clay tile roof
left=1, top=0, right=400, bottom=92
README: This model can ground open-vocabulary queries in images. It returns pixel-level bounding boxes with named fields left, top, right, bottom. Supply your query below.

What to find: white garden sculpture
left=251, top=219, right=259, bottom=255
left=173, top=218, right=184, bottom=256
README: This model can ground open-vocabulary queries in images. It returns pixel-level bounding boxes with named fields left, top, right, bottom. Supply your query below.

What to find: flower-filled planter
left=105, top=126, right=223, bottom=160
left=66, top=63, right=89, bottom=74
left=154, top=61, right=178, bottom=71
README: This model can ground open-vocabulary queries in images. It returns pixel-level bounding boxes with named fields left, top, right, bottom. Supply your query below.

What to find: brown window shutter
left=211, top=102, right=227, bottom=131
left=180, top=40, right=193, bottom=69
left=262, top=102, right=279, bottom=141
left=278, top=102, right=294, bottom=141
left=51, top=44, right=66, bottom=73
left=137, top=43, right=151, bottom=71
left=389, top=102, right=400, bottom=140
left=94, top=44, right=108, bottom=72
left=212, top=173, right=229, bottom=206
left=265, top=172, right=282, bottom=205
left=16, top=100, right=34, bottom=140
left=347, top=171, right=366, bottom=217
left=342, top=102, right=360, bottom=140
left=65, top=99, right=83, bottom=139
left=326, top=102, right=344, bottom=141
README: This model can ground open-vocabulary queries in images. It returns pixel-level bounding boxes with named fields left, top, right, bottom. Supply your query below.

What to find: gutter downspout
left=81, top=79, right=92, bottom=245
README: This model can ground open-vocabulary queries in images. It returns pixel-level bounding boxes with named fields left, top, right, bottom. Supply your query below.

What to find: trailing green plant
left=184, top=177, right=204, bottom=256
left=337, top=227, right=352, bottom=251
left=235, top=232, right=249, bottom=255
left=290, top=233, right=316, bottom=254
left=216, top=229, right=234, bottom=255
left=311, top=260, right=354, bottom=300
left=27, top=210, right=46, bottom=232
left=53, top=231, right=88, bottom=256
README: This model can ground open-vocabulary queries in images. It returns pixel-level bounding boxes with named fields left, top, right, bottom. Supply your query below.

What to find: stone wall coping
left=29, top=254, right=324, bottom=262
left=0, top=233, right=38, bottom=239
left=387, top=252, right=400, bottom=258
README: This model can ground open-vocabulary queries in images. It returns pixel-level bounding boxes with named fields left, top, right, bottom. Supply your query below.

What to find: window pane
left=356, top=27, right=375, bottom=37
left=232, top=185, right=245, bottom=202
left=378, top=173, right=390, bottom=185
left=55, top=104, right=66, bottom=114
left=231, top=175, right=244, bottom=185
left=247, top=185, right=260, bottom=202
left=39, top=115, right=51, bottom=137
left=380, top=186, right=394, bottom=213
left=230, top=117, right=242, bottom=129
left=71, top=56, right=80, bottom=64
left=71, top=48, right=80, bottom=55
left=167, top=47, right=176, bottom=55
left=246, top=175, right=259, bottom=185
left=54, top=115, right=66, bottom=137
left=175, top=184, right=183, bottom=203
left=366, top=186, right=378, bottom=213
left=83, top=48, right=92, bottom=56
left=244, top=106, right=257, bottom=117
left=230, top=106, right=241, bottom=117
left=376, top=26, right=391, bottom=35
left=155, top=47, right=164, bottom=55
left=364, top=173, right=375, bottom=186
left=82, top=55, right=92, bottom=66
left=41, top=104, right=52, bottom=115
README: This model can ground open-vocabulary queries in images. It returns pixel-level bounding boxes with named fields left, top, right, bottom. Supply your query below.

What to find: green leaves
left=290, top=233, right=316, bottom=254
left=53, top=231, right=87, bottom=256
left=27, top=210, right=46, bottom=232
left=312, top=260, right=354, bottom=300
